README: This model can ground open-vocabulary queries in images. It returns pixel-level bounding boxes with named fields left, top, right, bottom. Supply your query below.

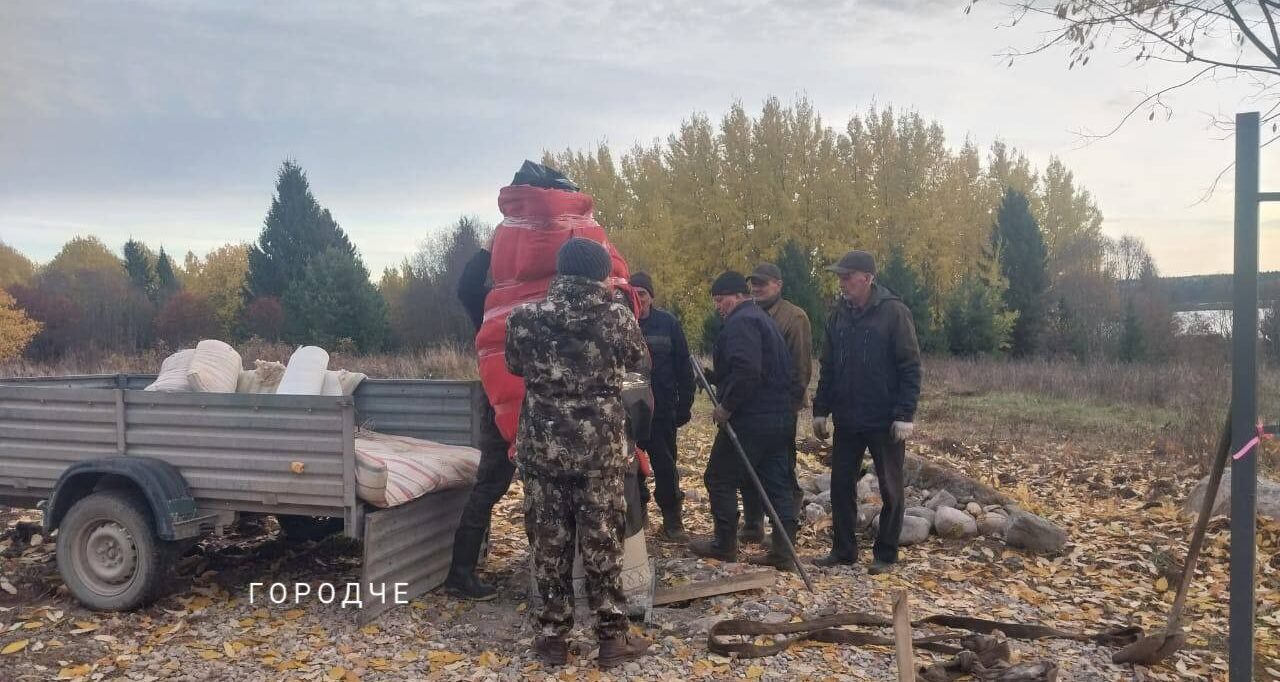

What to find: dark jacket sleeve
left=504, top=308, right=526, bottom=378
left=890, top=302, right=922, bottom=422
left=717, top=316, right=763, bottom=415
left=457, top=249, right=492, bottom=332
left=812, top=312, right=836, bottom=419
left=671, top=316, right=696, bottom=419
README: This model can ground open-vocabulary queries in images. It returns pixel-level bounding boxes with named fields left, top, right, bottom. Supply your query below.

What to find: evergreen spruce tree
left=122, top=239, right=157, bottom=301
left=993, top=188, right=1049, bottom=356
left=282, top=247, right=388, bottom=352
left=247, top=160, right=355, bottom=300
left=774, top=240, right=827, bottom=350
left=154, top=248, right=181, bottom=304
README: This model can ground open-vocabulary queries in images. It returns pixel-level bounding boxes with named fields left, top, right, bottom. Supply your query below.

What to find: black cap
left=825, top=250, right=877, bottom=276
left=556, top=238, right=611, bottom=281
left=710, top=271, right=750, bottom=296
left=629, top=272, right=655, bottom=297
left=747, top=262, right=782, bottom=283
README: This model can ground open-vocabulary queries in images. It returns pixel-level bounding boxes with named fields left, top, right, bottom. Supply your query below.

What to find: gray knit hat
left=556, top=237, right=611, bottom=281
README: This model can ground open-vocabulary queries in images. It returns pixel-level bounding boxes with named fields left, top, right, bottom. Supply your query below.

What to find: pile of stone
left=799, top=472, right=1068, bottom=554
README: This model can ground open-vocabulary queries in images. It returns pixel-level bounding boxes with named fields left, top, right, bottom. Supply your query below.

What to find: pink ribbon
left=1232, top=423, right=1275, bottom=461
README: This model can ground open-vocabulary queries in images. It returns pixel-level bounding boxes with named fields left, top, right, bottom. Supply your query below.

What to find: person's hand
left=891, top=421, right=914, bottom=443
left=811, top=416, right=830, bottom=440
left=712, top=405, right=731, bottom=425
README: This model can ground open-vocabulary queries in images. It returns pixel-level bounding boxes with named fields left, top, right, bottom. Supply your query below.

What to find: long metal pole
left=1230, top=111, right=1260, bottom=682
left=690, top=355, right=815, bottom=592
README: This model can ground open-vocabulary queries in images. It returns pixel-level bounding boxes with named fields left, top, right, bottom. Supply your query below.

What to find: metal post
left=1230, top=111, right=1260, bottom=681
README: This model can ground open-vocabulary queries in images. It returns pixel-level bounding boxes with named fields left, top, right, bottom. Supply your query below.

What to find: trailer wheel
left=56, top=491, right=171, bottom=611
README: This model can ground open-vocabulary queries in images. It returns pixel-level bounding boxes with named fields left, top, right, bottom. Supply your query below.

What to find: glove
left=891, top=421, right=914, bottom=443
left=811, top=416, right=830, bottom=440
left=712, top=405, right=731, bottom=425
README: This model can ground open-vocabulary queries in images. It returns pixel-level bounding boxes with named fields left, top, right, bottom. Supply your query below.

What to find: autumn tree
left=0, top=290, right=41, bottom=360
left=878, top=247, right=940, bottom=352
left=154, top=248, right=182, bottom=304
left=184, top=243, right=250, bottom=339
left=247, top=160, right=355, bottom=300
left=244, top=297, right=284, bottom=341
left=0, top=242, right=35, bottom=290
left=123, top=239, right=158, bottom=301
left=774, top=240, right=827, bottom=350
left=382, top=217, right=490, bottom=349
left=154, top=292, right=220, bottom=348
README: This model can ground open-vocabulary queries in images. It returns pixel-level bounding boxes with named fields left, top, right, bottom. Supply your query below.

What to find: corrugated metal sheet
left=358, top=485, right=470, bottom=623
left=0, top=386, right=118, bottom=498
left=354, top=380, right=478, bottom=447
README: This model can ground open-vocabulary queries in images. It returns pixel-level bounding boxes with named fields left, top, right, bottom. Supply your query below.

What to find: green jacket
left=759, top=295, right=812, bottom=413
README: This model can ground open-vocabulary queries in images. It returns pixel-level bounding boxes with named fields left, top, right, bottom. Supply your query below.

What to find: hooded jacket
left=812, top=283, right=922, bottom=432
left=505, top=275, right=649, bottom=475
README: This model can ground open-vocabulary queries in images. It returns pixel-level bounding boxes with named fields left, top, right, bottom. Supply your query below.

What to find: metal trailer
left=0, top=374, right=483, bottom=622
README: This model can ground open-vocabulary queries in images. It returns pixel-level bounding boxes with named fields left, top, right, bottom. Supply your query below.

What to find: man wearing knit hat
left=689, top=271, right=798, bottom=568
left=628, top=272, right=696, bottom=542
left=811, top=250, right=922, bottom=575
left=505, top=237, right=652, bottom=668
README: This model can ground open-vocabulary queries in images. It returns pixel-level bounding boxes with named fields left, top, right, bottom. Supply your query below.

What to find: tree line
left=1, top=98, right=1275, bottom=366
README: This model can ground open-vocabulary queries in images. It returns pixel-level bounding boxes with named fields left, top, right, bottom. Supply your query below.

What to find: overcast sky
left=2, top=0, right=1277, bottom=276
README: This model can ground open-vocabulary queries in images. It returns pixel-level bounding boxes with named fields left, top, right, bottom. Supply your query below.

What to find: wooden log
left=893, top=590, right=916, bottom=682
left=652, top=570, right=775, bottom=606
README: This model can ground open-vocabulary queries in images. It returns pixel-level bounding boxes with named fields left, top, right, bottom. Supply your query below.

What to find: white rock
left=965, top=502, right=983, bottom=516
left=1185, top=470, right=1280, bottom=521
left=904, top=506, right=935, bottom=529
left=899, top=515, right=932, bottom=545
left=805, top=503, right=826, bottom=524
left=815, top=490, right=832, bottom=510
left=934, top=507, right=978, bottom=539
left=858, top=504, right=882, bottom=530
left=815, top=473, right=832, bottom=493
left=1004, top=509, right=1067, bottom=553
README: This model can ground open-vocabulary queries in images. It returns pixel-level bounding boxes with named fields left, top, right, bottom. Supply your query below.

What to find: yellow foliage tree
left=182, top=244, right=250, bottom=338
left=0, top=290, right=41, bottom=360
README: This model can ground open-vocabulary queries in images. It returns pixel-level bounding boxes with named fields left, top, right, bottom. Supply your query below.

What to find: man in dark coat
left=443, top=244, right=515, bottom=601
left=811, top=250, right=922, bottom=575
left=689, top=271, right=797, bottom=569
left=628, top=272, right=696, bottom=541
left=506, top=238, right=652, bottom=668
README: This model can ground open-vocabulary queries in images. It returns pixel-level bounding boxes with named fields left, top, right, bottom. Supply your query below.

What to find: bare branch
left=1225, top=0, right=1280, bottom=66
left=1260, top=0, right=1280, bottom=59
left=1072, top=65, right=1218, bottom=143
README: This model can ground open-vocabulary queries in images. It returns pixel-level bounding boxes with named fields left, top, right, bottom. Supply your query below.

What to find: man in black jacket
left=689, top=272, right=797, bottom=568
left=443, top=246, right=517, bottom=600
left=628, top=272, right=696, bottom=542
left=811, top=250, right=922, bottom=575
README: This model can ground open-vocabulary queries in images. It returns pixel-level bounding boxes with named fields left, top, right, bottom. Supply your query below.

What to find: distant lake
left=1174, top=308, right=1271, bottom=336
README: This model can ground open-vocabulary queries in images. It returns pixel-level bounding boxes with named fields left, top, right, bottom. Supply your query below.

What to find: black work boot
left=657, top=500, right=689, bottom=543
left=442, top=526, right=498, bottom=601
left=738, top=521, right=765, bottom=545
left=690, top=525, right=738, bottom=562
left=751, top=524, right=798, bottom=572
left=532, top=635, right=569, bottom=666
left=597, top=633, right=652, bottom=668
left=813, top=553, right=856, bottom=567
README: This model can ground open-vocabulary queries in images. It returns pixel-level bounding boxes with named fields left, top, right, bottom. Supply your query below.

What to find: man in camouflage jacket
left=504, top=237, right=652, bottom=669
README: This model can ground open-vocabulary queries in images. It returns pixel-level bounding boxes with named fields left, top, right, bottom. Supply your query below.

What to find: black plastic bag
left=511, top=160, right=579, bottom=191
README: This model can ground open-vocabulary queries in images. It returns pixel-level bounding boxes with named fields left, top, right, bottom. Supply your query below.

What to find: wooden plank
left=652, top=570, right=774, bottom=606
left=893, top=590, right=916, bottom=682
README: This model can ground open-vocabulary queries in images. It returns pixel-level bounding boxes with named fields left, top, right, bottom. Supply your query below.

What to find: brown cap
left=825, top=250, right=877, bottom=276
left=747, top=262, right=782, bottom=284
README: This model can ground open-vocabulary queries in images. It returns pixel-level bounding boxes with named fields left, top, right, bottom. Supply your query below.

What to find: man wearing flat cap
left=628, top=272, right=696, bottom=542
left=739, top=262, right=812, bottom=546
left=811, top=250, right=922, bottom=575
left=690, top=271, right=797, bottom=569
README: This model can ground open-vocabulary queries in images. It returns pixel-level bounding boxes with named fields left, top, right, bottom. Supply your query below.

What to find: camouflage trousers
left=522, top=467, right=628, bottom=639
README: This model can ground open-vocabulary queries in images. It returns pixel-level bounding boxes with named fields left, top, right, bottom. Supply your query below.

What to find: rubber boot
left=442, top=525, right=497, bottom=601
left=689, top=524, right=738, bottom=562
left=597, top=633, right=652, bottom=668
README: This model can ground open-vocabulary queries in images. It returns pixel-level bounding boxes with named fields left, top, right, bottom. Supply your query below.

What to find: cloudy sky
left=2, top=0, right=1277, bottom=276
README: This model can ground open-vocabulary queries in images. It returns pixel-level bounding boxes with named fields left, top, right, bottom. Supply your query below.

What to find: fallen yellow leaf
left=360, top=624, right=379, bottom=636
left=284, top=609, right=305, bottom=620
left=197, top=649, right=222, bottom=660
left=57, top=664, right=92, bottom=678
left=428, top=650, right=466, bottom=665
left=327, top=666, right=347, bottom=680
left=2, top=639, right=29, bottom=655
left=1156, top=576, right=1169, bottom=592
left=746, top=664, right=765, bottom=679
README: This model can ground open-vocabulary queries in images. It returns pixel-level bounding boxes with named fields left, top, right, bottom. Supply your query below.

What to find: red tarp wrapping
left=476, top=184, right=634, bottom=449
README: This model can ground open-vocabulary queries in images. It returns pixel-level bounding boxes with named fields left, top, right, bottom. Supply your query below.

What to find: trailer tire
left=56, top=490, right=172, bottom=611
